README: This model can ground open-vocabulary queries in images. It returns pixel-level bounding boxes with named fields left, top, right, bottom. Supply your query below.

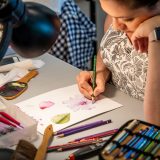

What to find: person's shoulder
left=100, top=25, right=126, bottom=48
left=105, top=24, right=124, bottom=38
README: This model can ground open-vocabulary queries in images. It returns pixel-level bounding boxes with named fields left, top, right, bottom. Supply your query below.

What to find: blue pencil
left=124, top=127, right=151, bottom=159
left=133, top=127, right=156, bottom=159
left=138, top=130, right=160, bottom=159
left=117, top=129, right=145, bottom=157
left=124, top=126, right=154, bottom=159
left=104, top=119, right=139, bottom=154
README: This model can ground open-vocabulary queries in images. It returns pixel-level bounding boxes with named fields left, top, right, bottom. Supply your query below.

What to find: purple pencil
left=55, top=119, right=112, bottom=136
left=54, top=120, right=104, bottom=135
left=57, top=120, right=112, bottom=138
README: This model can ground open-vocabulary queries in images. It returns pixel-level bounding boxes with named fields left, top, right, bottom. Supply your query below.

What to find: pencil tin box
left=99, top=119, right=160, bottom=160
left=0, top=96, right=37, bottom=147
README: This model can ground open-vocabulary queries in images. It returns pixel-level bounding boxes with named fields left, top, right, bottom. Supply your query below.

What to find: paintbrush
left=34, top=124, right=53, bottom=160
left=11, top=124, right=53, bottom=160
left=11, top=139, right=37, bottom=160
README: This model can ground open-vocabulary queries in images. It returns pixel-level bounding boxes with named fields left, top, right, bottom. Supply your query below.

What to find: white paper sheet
left=16, top=84, right=123, bottom=134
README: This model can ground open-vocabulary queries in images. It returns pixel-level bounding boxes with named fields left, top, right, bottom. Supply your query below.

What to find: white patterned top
left=100, top=25, right=148, bottom=101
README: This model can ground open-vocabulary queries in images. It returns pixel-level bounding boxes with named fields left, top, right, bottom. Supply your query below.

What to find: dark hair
left=113, top=0, right=159, bottom=10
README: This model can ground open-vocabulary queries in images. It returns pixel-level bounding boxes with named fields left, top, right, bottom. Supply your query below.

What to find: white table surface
left=10, top=53, right=144, bottom=160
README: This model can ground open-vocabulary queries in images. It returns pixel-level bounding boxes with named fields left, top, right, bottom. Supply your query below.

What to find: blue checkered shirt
left=49, top=0, right=96, bottom=70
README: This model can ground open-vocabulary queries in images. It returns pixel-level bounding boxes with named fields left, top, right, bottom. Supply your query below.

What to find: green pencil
left=91, top=54, right=97, bottom=103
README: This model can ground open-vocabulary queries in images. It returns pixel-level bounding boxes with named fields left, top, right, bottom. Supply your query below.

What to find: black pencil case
left=99, top=119, right=160, bottom=160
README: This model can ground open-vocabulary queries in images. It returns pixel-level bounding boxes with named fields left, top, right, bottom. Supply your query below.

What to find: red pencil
left=47, top=138, right=104, bottom=152
left=0, top=112, right=23, bottom=128
left=69, top=128, right=118, bottom=143
left=0, top=117, right=17, bottom=128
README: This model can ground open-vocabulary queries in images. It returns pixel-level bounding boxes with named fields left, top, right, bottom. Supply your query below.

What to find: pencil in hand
left=91, top=54, right=97, bottom=104
left=91, top=94, right=95, bottom=104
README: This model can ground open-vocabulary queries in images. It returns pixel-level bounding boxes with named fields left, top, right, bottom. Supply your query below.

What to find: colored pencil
left=132, top=127, right=156, bottom=159
left=57, top=120, right=112, bottom=138
left=66, top=141, right=106, bottom=160
left=55, top=119, right=111, bottom=136
left=104, top=119, right=139, bottom=154
left=47, top=138, right=104, bottom=152
left=0, top=112, right=22, bottom=127
left=118, top=129, right=145, bottom=157
left=0, top=117, right=18, bottom=128
left=70, top=128, right=118, bottom=142
left=0, top=112, right=23, bottom=128
left=54, top=120, right=106, bottom=135
left=91, top=54, right=97, bottom=103
left=151, top=143, right=160, bottom=155
left=124, top=126, right=154, bottom=159
left=138, top=130, right=160, bottom=160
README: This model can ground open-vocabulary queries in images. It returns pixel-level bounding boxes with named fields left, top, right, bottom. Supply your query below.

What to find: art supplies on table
left=11, top=124, right=52, bottom=160
left=10, top=124, right=52, bottom=160
left=66, top=142, right=105, bottom=160
left=0, top=111, right=23, bottom=129
left=47, top=138, right=106, bottom=152
left=47, top=129, right=117, bottom=158
left=16, top=84, right=123, bottom=134
left=11, top=139, right=37, bottom=160
left=0, top=70, right=38, bottom=100
left=0, top=96, right=37, bottom=147
left=47, top=126, right=118, bottom=154
left=100, top=119, right=160, bottom=160
left=35, top=124, right=53, bottom=160
left=69, top=128, right=118, bottom=143
left=55, top=119, right=112, bottom=137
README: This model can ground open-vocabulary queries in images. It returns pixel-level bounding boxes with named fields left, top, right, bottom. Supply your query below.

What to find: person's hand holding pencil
left=76, top=53, right=110, bottom=100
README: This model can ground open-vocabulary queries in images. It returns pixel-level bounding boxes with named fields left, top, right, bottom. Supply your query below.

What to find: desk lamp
left=0, top=0, right=60, bottom=61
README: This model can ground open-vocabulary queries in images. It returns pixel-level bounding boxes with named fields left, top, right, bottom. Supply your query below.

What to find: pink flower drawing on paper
left=39, top=101, right=54, bottom=110
left=62, top=95, right=94, bottom=111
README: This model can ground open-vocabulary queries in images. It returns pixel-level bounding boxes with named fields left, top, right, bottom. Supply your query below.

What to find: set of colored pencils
left=101, top=119, right=160, bottom=160
left=47, top=128, right=117, bottom=152
left=48, top=119, right=116, bottom=153
left=54, top=119, right=112, bottom=137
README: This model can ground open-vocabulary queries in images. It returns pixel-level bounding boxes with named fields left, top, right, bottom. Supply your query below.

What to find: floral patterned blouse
left=100, top=25, right=148, bottom=101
